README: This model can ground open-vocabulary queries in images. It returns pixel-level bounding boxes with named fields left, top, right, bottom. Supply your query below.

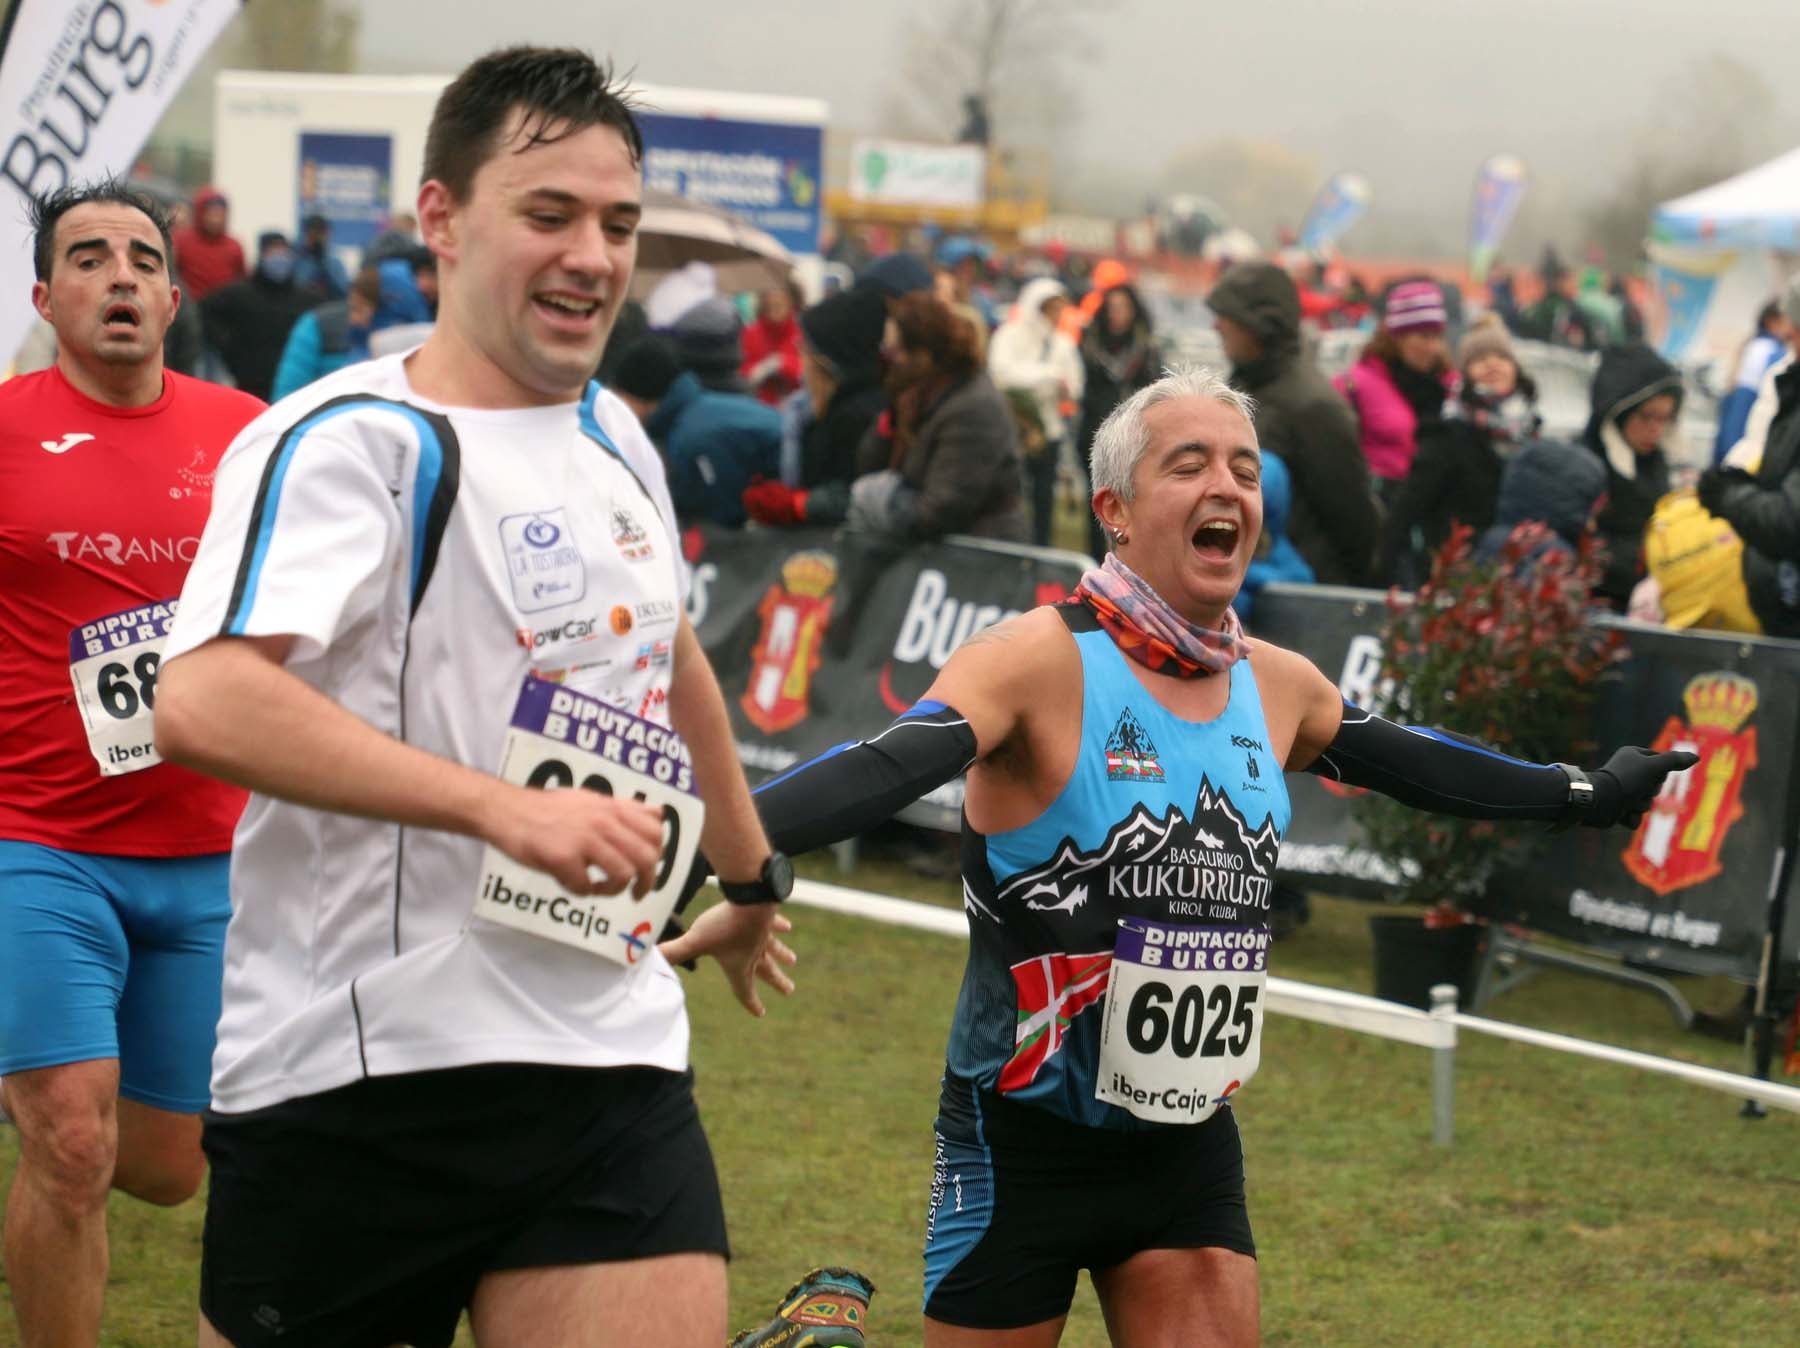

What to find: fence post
left=1430, top=983, right=1459, bottom=1148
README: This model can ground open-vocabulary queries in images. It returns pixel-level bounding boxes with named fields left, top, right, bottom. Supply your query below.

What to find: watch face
left=765, top=851, right=795, bottom=899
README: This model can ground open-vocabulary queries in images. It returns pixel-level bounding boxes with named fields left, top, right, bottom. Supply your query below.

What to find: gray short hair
left=1089, top=364, right=1258, bottom=503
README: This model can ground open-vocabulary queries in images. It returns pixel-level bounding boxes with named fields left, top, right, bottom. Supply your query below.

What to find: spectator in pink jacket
left=1334, top=279, right=1456, bottom=503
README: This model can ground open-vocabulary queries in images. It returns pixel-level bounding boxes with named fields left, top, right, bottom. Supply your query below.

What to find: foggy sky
left=351, top=0, right=1799, bottom=255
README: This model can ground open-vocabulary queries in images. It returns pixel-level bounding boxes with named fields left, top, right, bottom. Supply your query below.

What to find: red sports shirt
left=0, top=366, right=264, bottom=855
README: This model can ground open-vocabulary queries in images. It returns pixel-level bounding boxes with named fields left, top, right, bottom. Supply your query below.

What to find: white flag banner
left=0, top=0, right=243, bottom=366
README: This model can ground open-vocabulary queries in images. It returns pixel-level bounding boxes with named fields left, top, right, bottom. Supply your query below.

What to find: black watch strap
left=1552, top=763, right=1594, bottom=827
left=719, top=851, right=794, bottom=905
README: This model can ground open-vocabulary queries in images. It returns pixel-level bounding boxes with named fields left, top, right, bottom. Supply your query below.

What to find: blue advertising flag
left=1649, top=244, right=1740, bottom=362
left=297, top=131, right=393, bottom=253
left=1468, top=154, right=1529, bottom=283
left=637, top=111, right=823, bottom=256
left=1297, top=172, right=1372, bottom=254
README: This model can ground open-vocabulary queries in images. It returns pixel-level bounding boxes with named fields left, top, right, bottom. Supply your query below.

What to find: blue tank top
left=946, top=603, right=1290, bottom=1129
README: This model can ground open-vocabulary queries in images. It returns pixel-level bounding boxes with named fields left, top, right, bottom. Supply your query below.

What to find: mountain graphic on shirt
left=996, top=776, right=1280, bottom=917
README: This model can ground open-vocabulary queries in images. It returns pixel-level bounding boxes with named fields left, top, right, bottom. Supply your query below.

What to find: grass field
left=2, top=852, right=1794, bottom=1346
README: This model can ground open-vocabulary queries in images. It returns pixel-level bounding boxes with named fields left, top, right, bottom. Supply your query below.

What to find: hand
left=1626, top=576, right=1663, bottom=624
left=1582, top=747, right=1701, bottom=828
left=847, top=469, right=910, bottom=534
left=657, top=900, right=797, bottom=1016
left=1696, top=466, right=1753, bottom=516
left=485, top=783, right=665, bottom=897
left=743, top=477, right=808, bottom=527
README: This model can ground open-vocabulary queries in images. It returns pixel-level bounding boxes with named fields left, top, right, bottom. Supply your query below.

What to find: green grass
left=3, top=858, right=1794, bottom=1346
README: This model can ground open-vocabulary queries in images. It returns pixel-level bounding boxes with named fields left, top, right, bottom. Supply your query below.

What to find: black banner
left=686, top=525, right=1091, bottom=830
left=689, top=530, right=1799, bottom=984
left=1249, top=584, right=1800, bottom=983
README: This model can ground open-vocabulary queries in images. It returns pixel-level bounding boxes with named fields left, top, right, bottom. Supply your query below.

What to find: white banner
left=1, top=0, right=243, bottom=366
left=848, top=138, right=985, bottom=209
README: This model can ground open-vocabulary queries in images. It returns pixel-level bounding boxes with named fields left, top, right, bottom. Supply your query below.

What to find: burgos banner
left=636, top=86, right=826, bottom=258
left=0, top=0, right=244, bottom=366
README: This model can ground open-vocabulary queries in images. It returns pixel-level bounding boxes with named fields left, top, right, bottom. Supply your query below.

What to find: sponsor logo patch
left=611, top=503, right=655, bottom=562
left=1105, top=707, right=1164, bottom=781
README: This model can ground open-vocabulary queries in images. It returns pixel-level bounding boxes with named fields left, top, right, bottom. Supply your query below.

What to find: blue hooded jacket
left=375, top=257, right=433, bottom=326
left=1234, top=450, right=1315, bottom=621
left=644, top=372, right=782, bottom=528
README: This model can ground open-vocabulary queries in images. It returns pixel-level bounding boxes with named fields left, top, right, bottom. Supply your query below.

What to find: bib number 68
left=1124, top=980, right=1258, bottom=1059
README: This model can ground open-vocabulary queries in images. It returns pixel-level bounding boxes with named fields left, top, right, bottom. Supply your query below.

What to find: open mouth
left=1192, top=519, right=1240, bottom=560
left=102, top=302, right=140, bottom=329
left=532, top=291, right=601, bottom=326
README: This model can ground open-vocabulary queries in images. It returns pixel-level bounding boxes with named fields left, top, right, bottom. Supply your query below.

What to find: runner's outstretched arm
left=1281, top=653, right=1696, bottom=828
left=743, top=609, right=1047, bottom=858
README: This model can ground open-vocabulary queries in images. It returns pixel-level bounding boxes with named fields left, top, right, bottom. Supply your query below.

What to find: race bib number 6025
left=1095, top=918, right=1269, bottom=1125
left=473, top=677, right=702, bottom=968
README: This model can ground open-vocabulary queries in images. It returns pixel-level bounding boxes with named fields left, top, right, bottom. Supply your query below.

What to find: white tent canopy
left=1648, top=149, right=1800, bottom=366
left=1655, top=147, right=1800, bottom=251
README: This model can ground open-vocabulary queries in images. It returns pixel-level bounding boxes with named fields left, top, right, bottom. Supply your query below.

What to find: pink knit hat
left=1384, top=280, right=1447, bottom=332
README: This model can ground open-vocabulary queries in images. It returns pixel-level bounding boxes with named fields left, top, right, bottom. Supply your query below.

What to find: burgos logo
left=515, top=617, right=599, bottom=650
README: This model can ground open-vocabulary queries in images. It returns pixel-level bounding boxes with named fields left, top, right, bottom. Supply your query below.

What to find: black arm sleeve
left=1306, top=703, right=1571, bottom=821
left=752, top=700, right=979, bottom=856
left=671, top=700, right=978, bottom=921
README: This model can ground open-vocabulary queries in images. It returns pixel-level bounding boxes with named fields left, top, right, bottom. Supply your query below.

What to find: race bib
left=1095, top=919, right=1269, bottom=1125
left=473, top=677, right=702, bottom=967
left=67, top=599, right=180, bottom=776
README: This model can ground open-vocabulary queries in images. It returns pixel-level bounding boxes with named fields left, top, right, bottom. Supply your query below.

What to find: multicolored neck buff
left=1074, top=554, right=1250, bottom=678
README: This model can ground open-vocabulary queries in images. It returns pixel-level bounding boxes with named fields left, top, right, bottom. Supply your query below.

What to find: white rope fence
left=780, top=877, right=1800, bottom=1145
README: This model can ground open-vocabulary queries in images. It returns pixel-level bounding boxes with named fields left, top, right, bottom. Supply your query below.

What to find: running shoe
left=729, top=1266, right=875, bottom=1347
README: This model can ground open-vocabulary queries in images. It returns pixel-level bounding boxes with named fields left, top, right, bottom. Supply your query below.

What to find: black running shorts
left=922, top=1075, right=1255, bottom=1330
left=200, top=1063, right=728, bottom=1348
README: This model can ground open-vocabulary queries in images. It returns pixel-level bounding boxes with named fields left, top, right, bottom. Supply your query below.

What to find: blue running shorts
left=0, top=839, right=230, bottom=1112
left=923, top=1074, right=1255, bottom=1329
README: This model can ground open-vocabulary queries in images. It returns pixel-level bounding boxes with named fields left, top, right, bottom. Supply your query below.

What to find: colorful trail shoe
left=729, top=1266, right=876, bottom=1347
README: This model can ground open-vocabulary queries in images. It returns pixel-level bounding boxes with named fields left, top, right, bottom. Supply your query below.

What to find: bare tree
left=1583, top=53, right=1792, bottom=267
left=216, top=0, right=361, bottom=73
left=881, top=0, right=1101, bottom=153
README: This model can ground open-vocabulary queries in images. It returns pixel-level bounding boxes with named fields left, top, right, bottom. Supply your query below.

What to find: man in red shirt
left=170, top=186, right=245, bottom=303
left=0, top=178, right=264, bottom=1346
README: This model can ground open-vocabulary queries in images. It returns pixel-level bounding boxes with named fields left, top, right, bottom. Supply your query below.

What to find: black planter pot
left=1369, top=915, right=1485, bottom=1011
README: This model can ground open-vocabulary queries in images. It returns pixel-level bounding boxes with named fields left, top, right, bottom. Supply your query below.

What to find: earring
left=1113, top=529, right=1129, bottom=545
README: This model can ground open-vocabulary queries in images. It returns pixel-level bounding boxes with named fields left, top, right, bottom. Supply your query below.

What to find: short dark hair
left=29, top=177, right=174, bottom=282
left=422, top=46, right=643, bottom=203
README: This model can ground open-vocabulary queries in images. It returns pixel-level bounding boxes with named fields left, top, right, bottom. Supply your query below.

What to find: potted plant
left=1356, top=520, right=1623, bottom=1008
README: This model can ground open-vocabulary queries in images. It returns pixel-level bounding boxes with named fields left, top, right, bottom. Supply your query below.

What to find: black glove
left=1696, top=466, right=1754, bottom=516
left=1580, top=747, right=1701, bottom=828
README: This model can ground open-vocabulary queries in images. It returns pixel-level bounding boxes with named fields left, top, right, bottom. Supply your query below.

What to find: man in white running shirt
left=156, top=46, right=796, bottom=1348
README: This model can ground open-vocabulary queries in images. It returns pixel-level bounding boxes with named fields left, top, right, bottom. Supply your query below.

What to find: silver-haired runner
left=734, top=364, right=1694, bottom=1347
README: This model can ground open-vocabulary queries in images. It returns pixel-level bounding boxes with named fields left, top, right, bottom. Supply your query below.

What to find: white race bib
left=1095, top=918, right=1269, bottom=1124
left=67, top=599, right=181, bottom=776
left=473, top=677, right=702, bottom=967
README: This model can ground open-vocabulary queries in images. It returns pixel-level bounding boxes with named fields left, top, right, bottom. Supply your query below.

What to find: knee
left=113, top=1122, right=207, bottom=1206
left=20, top=1112, right=116, bottom=1214
left=121, top=1156, right=204, bottom=1207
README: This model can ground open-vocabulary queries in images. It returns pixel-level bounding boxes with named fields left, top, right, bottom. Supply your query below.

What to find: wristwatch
left=719, top=851, right=794, bottom=905
left=1552, top=763, right=1594, bottom=824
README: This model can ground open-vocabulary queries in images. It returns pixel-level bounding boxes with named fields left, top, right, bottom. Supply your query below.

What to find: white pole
left=1431, top=983, right=1460, bottom=1148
